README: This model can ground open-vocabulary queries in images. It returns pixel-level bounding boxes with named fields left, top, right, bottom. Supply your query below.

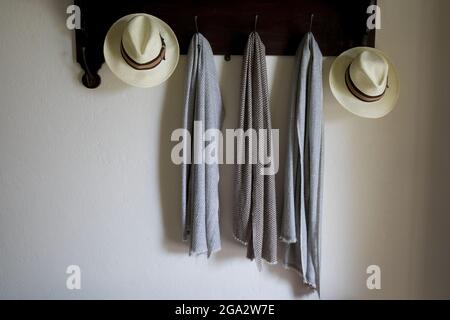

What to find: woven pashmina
left=181, top=33, right=223, bottom=256
left=280, top=33, right=324, bottom=290
left=234, top=32, right=277, bottom=269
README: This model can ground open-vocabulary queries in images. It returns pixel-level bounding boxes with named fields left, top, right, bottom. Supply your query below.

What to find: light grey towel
left=280, top=33, right=324, bottom=290
left=234, top=32, right=277, bottom=269
left=181, top=33, right=223, bottom=256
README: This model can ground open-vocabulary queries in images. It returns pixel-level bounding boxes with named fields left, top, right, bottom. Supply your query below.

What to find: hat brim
left=329, top=47, right=400, bottom=119
left=104, top=13, right=180, bottom=88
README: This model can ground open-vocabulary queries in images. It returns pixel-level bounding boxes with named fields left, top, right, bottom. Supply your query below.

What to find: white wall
left=0, top=0, right=449, bottom=299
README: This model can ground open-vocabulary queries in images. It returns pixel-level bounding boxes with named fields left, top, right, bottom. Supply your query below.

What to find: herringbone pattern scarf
left=234, top=32, right=277, bottom=269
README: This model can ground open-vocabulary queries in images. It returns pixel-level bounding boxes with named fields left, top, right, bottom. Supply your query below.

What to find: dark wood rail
left=74, top=0, right=376, bottom=88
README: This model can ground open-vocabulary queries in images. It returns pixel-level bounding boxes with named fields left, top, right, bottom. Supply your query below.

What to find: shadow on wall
left=323, top=57, right=349, bottom=123
left=159, top=58, right=186, bottom=254
left=417, top=3, right=450, bottom=298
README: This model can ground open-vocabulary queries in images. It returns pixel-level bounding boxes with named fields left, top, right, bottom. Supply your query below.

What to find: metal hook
left=194, top=16, right=199, bottom=33
left=254, top=15, right=259, bottom=32
left=81, top=46, right=100, bottom=89
left=309, top=13, right=314, bottom=33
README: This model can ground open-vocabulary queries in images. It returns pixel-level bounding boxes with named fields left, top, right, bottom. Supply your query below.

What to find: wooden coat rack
left=75, top=0, right=377, bottom=88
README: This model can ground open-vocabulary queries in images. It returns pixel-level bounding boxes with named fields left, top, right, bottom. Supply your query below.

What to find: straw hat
left=329, top=47, right=399, bottom=118
left=104, top=13, right=180, bottom=88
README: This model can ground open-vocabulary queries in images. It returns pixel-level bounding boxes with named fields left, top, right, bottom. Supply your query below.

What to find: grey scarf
left=234, top=32, right=277, bottom=269
left=280, top=33, right=324, bottom=290
left=181, top=33, right=223, bottom=256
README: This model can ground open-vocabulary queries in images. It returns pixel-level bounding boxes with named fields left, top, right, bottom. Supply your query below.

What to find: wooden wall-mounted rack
left=74, top=0, right=377, bottom=88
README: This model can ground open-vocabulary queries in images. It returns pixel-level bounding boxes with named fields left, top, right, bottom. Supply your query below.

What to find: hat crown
left=122, top=15, right=161, bottom=64
left=349, top=51, right=389, bottom=97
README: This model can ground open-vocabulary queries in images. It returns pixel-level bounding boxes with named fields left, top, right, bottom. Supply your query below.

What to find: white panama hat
left=104, top=13, right=180, bottom=88
left=329, top=47, right=399, bottom=119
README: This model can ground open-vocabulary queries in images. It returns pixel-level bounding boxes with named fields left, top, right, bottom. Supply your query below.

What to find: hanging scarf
left=234, top=32, right=277, bottom=269
left=280, top=33, right=324, bottom=290
left=181, top=33, right=223, bottom=256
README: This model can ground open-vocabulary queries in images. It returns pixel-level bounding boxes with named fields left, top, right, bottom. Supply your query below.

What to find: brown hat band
left=345, top=65, right=386, bottom=103
left=120, top=35, right=166, bottom=70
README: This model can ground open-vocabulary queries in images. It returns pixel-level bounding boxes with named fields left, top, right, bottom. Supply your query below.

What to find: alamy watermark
left=66, top=5, right=81, bottom=30
left=366, top=265, right=381, bottom=290
left=171, top=121, right=279, bottom=176
left=66, top=265, right=81, bottom=290
left=367, top=5, right=381, bottom=30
